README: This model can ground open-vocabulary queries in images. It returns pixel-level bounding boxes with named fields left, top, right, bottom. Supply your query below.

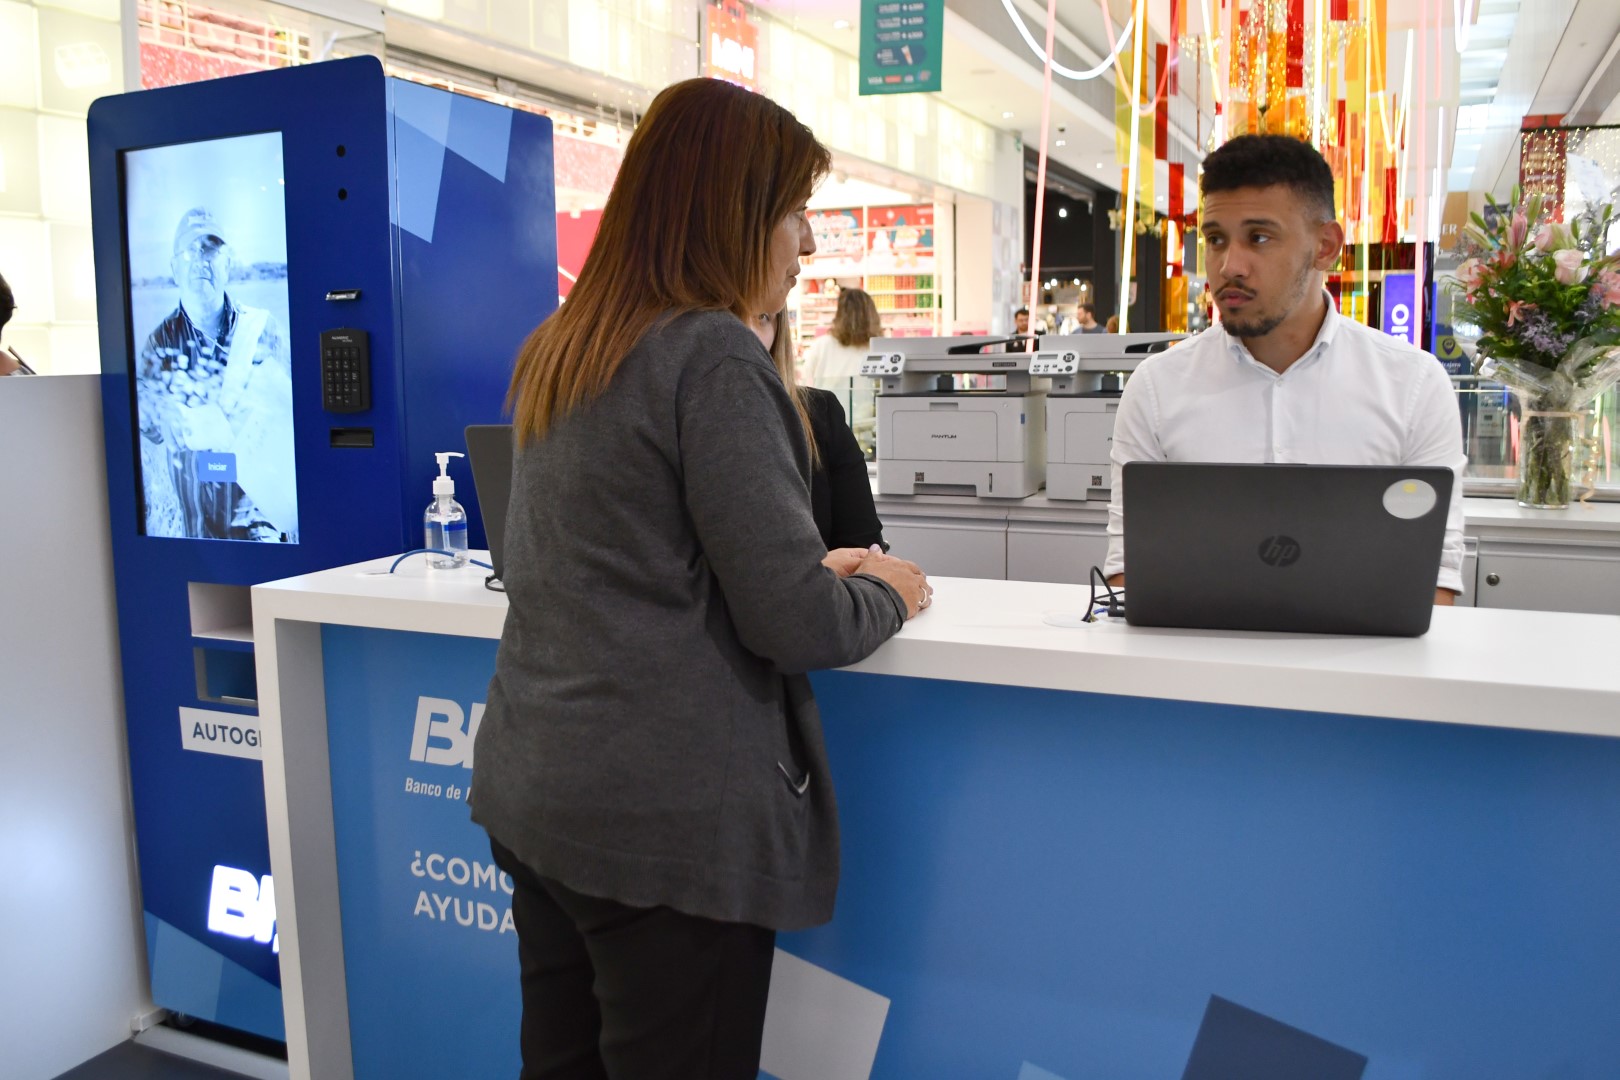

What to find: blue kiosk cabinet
left=88, top=57, right=556, bottom=1040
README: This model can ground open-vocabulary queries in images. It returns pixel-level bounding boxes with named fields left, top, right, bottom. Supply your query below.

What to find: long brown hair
left=764, top=310, right=819, bottom=469
left=830, top=287, right=882, bottom=347
left=509, top=79, right=831, bottom=442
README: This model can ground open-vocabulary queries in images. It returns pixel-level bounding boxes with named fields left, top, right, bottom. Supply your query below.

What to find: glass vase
left=1516, top=408, right=1583, bottom=509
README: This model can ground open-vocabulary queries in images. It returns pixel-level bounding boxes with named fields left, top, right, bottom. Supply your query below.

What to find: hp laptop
left=1122, top=462, right=1454, bottom=637
left=464, top=423, right=515, bottom=584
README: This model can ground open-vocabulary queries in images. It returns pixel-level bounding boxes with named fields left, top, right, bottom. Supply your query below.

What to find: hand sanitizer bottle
left=424, top=452, right=468, bottom=569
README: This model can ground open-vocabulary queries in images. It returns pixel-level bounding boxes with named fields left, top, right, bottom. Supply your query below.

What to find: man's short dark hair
left=0, top=272, right=14, bottom=337
left=1015, top=306, right=1029, bottom=316
left=1200, top=134, right=1336, bottom=223
left=1078, top=302, right=1096, bottom=317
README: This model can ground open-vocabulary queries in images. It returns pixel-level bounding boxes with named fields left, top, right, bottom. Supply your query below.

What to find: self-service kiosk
left=88, top=57, right=557, bottom=1040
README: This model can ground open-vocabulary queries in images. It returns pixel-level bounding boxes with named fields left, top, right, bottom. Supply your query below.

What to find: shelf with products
left=794, top=203, right=944, bottom=351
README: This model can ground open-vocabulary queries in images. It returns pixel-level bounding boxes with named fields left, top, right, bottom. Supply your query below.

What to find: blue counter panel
left=798, top=671, right=1620, bottom=1080
left=322, top=626, right=515, bottom=1080
left=319, top=626, right=1620, bottom=1079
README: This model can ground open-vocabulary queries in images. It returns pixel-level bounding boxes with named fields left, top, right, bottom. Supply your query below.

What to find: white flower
left=1553, top=248, right=1588, bottom=286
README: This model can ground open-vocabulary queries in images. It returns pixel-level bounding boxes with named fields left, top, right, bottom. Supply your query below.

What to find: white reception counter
left=253, top=557, right=1620, bottom=1079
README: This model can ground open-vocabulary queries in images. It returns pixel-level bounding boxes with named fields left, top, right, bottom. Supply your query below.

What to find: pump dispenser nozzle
left=433, top=451, right=464, bottom=497
left=425, top=451, right=469, bottom=568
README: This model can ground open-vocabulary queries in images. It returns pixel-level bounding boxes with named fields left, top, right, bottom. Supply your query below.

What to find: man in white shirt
left=1104, top=134, right=1467, bottom=603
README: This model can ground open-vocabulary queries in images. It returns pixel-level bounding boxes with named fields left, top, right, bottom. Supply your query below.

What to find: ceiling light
left=833, top=18, right=850, bottom=29
left=1056, top=139, right=1067, bottom=147
left=1058, top=207, right=1068, bottom=218
left=1002, top=111, right=1014, bottom=119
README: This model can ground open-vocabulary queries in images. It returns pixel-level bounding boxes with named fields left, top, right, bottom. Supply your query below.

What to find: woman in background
left=473, top=77, right=928, bottom=1080
left=801, top=286, right=882, bottom=389
left=754, top=310, right=886, bottom=551
left=0, top=273, right=34, bottom=375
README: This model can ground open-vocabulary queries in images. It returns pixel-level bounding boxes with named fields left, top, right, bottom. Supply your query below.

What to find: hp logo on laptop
left=1258, top=536, right=1302, bottom=567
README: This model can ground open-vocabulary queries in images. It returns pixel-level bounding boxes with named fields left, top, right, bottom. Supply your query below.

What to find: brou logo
left=208, top=865, right=277, bottom=953
left=1258, top=536, right=1302, bottom=567
left=410, top=696, right=485, bottom=769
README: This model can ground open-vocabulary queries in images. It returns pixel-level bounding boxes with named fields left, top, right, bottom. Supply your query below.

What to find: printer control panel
left=860, top=352, right=905, bottom=376
left=1029, top=351, right=1079, bottom=376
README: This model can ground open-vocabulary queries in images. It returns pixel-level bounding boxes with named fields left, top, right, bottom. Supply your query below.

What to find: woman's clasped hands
left=822, top=544, right=933, bottom=618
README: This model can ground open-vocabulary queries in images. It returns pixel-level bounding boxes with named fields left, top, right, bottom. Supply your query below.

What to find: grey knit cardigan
left=470, top=310, right=906, bottom=931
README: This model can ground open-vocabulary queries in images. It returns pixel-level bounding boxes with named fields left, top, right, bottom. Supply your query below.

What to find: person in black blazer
left=753, top=309, right=886, bottom=551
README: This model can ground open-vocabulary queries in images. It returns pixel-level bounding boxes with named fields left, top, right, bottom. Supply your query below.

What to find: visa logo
left=207, top=865, right=277, bottom=953
left=409, top=696, right=485, bottom=769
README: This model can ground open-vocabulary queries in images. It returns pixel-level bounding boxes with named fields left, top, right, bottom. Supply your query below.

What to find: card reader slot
left=330, top=426, right=375, bottom=448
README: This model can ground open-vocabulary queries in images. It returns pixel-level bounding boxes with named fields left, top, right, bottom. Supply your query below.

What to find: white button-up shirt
left=1104, top=294, right=1468, bottom=593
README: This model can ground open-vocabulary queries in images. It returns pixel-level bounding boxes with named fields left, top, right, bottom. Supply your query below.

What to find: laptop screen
left=1121, top=462, right=1453, bottom=637
left=464, top=424, right=515, bottom=583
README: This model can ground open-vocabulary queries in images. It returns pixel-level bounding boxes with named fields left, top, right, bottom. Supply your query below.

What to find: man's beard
left=1219, top=306, right=1286, bottom=339
left=1217, top=257, right=1316, bottom=340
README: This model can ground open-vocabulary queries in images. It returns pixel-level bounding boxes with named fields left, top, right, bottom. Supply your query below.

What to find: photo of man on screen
left=136, top=205, right=296, bottom=542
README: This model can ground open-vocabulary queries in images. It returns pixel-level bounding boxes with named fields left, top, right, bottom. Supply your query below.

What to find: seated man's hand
left=1435, top=588, right=1457, bottom=606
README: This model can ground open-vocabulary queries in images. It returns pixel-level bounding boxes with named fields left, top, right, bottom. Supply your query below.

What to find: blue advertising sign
left=323, top=626, right=516, bottom=1080
left=1381, top=271, right=1419, bottom=346
left=314, top=626, right=1620, bottom=1078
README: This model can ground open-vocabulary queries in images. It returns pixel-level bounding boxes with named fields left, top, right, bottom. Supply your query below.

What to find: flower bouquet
left=1449, top=188, right=1620, bottom=507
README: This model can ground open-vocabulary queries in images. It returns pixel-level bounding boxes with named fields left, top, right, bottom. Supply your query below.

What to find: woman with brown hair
left=470, top=78, right=929, bottom=1079
left=755, top=309, right=885, bottom=550
left=802, top=285, right=882, bottom=389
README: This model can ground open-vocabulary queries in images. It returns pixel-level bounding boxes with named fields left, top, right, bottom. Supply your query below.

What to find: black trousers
left=489, top=838, right=777, bottom=1080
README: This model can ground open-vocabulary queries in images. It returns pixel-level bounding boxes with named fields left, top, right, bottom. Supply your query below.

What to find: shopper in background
left=802, top=286, right=882, bottom=390
left=1103, top=133, right=1466, bottom=603
left=472, top=77, right=930, bottom=1080
left=1105, top=314, right=1120, bottom=333
left=0, top=272, right=35, bottom=375
left=1076, top=302, right=1106, bottom=333
left=755, top=309, right=887, bottom=551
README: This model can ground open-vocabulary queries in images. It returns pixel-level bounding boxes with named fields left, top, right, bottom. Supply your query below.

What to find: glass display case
left=1456, top=377, right=1618, bottom=499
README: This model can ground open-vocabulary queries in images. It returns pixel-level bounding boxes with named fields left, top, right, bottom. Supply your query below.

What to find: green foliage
left=1446, top=188, right=1620, bottom=386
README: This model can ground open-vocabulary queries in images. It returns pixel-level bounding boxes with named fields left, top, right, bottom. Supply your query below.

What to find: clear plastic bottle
left=424, top=451, right=468, bottom=569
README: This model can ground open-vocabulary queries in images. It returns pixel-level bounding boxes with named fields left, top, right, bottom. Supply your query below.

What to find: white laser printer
left=860, top=336, right=1046, bottom=498
left=1030, top=332, right=1185, bottom=501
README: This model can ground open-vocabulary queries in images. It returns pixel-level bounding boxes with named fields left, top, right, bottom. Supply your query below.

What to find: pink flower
left=1508, top=211, right=1528, bottom=249
left=1456, top=259, right=1486, bottom=292
left=1553, top=248, right=1588, bottom=286
left=1594, top=271, right=1620, bottom=307
left=1506, top=300, right=1534, bottom=327
left=1531, top=222, right=1575, bottom=252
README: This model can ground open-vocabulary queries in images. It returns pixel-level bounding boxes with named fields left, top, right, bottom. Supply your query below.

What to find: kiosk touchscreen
left=123, top=133, right=299, bottom=543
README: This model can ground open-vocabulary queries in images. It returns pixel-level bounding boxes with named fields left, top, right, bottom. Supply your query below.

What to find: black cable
left=1085, top=566, right=1125, bottom=623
